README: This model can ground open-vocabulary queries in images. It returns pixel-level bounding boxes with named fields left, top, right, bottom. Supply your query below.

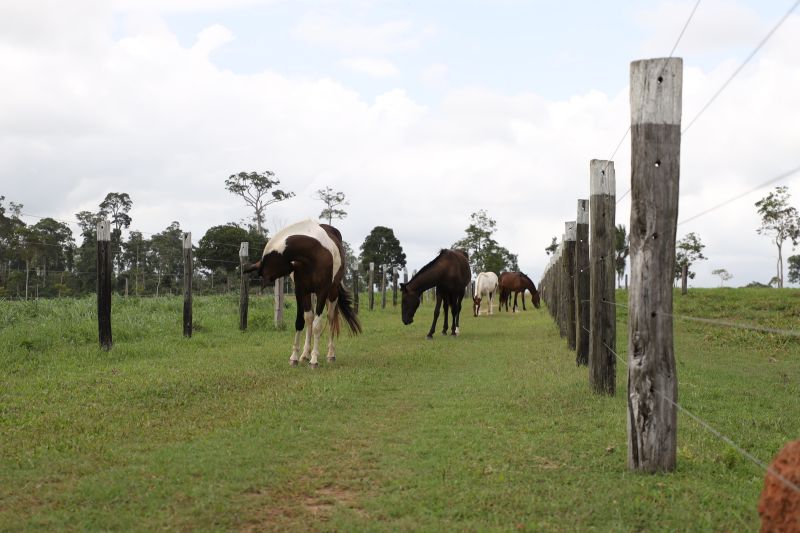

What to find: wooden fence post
left=381, top=264, right=387, bottom=309
left=627, top=57, right=682, bottom=472
left=392, top=267, right=398, bottom=306
left=183, top=232, right=193, bottom=338
left=353, top=268, right=360, bottom=314
left=274, top=277, right=284, bottom=329
left=589, top=159, right=616, bottom=395
left=404, top=267, right=409, bottom=285
left=369, top=262, right=375, bottom=310
left=559, top=236, right=567, bottom=336
left=680, top=264, right=688, bottom=295
left=239, top=242, right=249, bottom=331
left=575, top=199, right=590, bottom=366
left=96, top=220, right=112, bottom=350
left=563, top=222, right=577, bottom=351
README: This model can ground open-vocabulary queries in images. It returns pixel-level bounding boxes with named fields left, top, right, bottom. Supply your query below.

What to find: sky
left=2, top=0, right=800, bottom=287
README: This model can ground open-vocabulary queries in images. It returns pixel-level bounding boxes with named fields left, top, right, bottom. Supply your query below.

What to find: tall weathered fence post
left=369, top=262, right=375, bottom=310
left=558, top=235, right=567, bottom=336
left=575, top=199, right=590, bottom=366
left=564, top=222, right=577, bottom=351
left=392, top=267, right=399, bottom=306
left=589, top=159, right=616, bottom=395
left=274, top=277, right=284, bottom=329
left=381, top=264, right=387, bottom=309
left=352, top=268, right=360, bottom=314
left=403, top=268, right=408, bottom=285
left=96, top=220, right=112, bottom=350
left=627, top=57, right=682, bottom=472
left=182, top=232, right=193, bottom=338
left=239, top=242, right=249, bottom=331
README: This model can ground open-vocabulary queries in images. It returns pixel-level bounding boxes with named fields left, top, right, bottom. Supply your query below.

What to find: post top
left=565, top=221, right=576, bottom=241
left=239, top=241, right=249, bottom=257
left=576, top=199, right=589, bottom=224
left=182, top=232, right=192, bottom=249
left=630, top=57, right=682, bottom=126
left=590, top=160, right=616, bottom=196
left=96, top=219, right=111, bottom=241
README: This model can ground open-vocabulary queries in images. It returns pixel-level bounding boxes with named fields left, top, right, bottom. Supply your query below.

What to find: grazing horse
left=472, top=271, right=499, bottom=316
left=245, top=219, right=361, bottom=368
left=400, top=249, right=471, bottom=338
left=498, top=271, right=541, bottom=312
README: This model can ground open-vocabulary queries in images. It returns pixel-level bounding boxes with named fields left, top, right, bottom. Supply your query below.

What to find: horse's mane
left=520, top=271, right=538, bottom=290
left=413, top=249, right=448, bottom=279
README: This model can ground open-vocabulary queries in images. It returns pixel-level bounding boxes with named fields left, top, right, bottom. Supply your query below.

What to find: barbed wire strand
left=682, top=0, right=800, bottom=136
left=678, top=164, right=800, bottom=226
left=599, top=337, right=800, bottom=494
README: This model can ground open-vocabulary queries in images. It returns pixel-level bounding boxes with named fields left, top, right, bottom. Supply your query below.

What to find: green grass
left=1, top=289, right=798, bottom=531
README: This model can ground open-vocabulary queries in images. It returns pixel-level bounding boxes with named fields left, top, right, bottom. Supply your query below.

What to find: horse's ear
left=400, top=282, right=407, bottom=291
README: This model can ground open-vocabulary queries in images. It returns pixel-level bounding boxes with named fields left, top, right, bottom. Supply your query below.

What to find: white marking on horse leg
left=289, top=330, right=302, bottom=365
left=310, top=313, right=324, bottom=367
left=300, top=310, right=314, bottom=362
left=326, top=299, right=338, bottom=361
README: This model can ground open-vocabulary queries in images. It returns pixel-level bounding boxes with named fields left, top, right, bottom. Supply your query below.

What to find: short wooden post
left=589, top=159, right=616, bottom=395
left=368, top=262, right=375, bottom=310
left=96, top=220, right=112, bottom=350
left=274, top=277, right=284, bottom=328
left=124, top=277, right=129, bottom=297
left=563, top=222, right=577, bottom=351
left=239, top=242, right=249, bottom=331
left=680, top=264, right=688, bottom=295
left=403, top=268, right=409, bottom=284
left=381, top=264, right=387, bottom=309
left=182, top=232, right=193, bottom=338
left=392, top=267, right=399, bottom=306
left=627, top=57, right=682, bottom=472
left=352, top=268, right=360, bottom=314
left=575, top=199, right=590, bottom=366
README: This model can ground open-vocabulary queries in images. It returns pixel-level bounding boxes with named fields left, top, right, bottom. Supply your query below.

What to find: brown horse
left=498, top=271, right=541, bottom=312
left=400, top=249, right=471, bottom=338
left=245, top=219, right=361, bottom=368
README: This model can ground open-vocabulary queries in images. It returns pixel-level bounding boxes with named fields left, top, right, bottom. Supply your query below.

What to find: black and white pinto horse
left=245, top=220, right=361, bottom=368
left=400, top=249, right=471, bottom=338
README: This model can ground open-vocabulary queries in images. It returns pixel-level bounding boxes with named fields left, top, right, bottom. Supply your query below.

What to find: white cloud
left=293, top=12, right=434, bottom=54
left=340, top=57, right=399, bottom=78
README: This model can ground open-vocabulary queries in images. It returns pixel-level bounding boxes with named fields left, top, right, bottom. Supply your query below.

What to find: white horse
left=472, top=272, right=499, bottom=316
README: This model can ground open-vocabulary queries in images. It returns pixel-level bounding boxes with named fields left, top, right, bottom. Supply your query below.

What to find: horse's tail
left=334, top=282, right=362, bottom=336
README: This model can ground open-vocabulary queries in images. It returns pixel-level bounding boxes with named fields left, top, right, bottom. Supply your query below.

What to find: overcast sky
left=2, top=0, right=799, bottom=287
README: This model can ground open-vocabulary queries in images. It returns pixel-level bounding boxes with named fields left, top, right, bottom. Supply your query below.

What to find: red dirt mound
left=758, top=439, right=800, bottom=532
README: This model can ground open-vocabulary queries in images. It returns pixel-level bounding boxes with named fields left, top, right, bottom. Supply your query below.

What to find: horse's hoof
left=327, top=356, right=336, bottom=363
left=310, top=362, right=319, bottom=369
left=426, top=335, right=434, bottom=340
left=290, top=360, right=298, bottom=367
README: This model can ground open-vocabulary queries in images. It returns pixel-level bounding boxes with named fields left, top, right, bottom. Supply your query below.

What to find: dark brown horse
left=498, top=271, right=541, bottom=312
left=400, top=249, right=471, bottom=338
left=245, top=219, right=361, bottom=368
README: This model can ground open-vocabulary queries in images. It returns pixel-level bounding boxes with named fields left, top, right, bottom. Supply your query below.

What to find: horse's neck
left=409, top=264, right=441, bottom=293
left=523, top=277, right=537, bottom=293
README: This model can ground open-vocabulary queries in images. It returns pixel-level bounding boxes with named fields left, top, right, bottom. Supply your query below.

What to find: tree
left=315, top=186, right=348, bottom=225
left=453, top=210, right=518, bottom=274
left=615, top=224, right=629, bottom=288
left=359, top=226, right=406, bottom=287
left=122, top=231, right=151, bottom=295
left=711, top=268, right=733, bottom=287
left=755, top=186, right=800, bottom=288
left=99, top=192, right=133, bottom=272
left=149, top=222, right=184, bottom=296
left=544, top=237, right=558, bottom=256
left=225, top=171, right=295, bottom=237
left=788, top=255, right=800, bottom=285
left=196, top=224, right=249, bottom=274
left=675, top=232, right=707, bottom=293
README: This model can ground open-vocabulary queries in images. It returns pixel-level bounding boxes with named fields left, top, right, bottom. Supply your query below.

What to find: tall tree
left=315, top=186, right=348, bottom=225
left=615, top=224, right=629, bottom=288
left=196, top=224, right=249, bottom=275
left=225, top=171, right=294, bottom=237
left=99, top=192, right=133, bottom=272
left=675, top=232, right=707, bottom=292
left=711, top=268, right=733, bottom=287
left=453, top=210, right=517, bottom=274
left=122, top=230, right=151, bottom=295
left=755, top=186, right=800, bottom=288
left=74, top=210, right=105, bottom=292
left=149, top=222, right=184, bottom=296
left=544, top=237, right=558, bottom=256
left=788, top=255, right=800, bottom=285
left=359, top=226, right=406, bottom=286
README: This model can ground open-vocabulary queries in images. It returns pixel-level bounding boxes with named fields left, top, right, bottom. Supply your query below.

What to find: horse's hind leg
left=451, top=295, right=462, bottom=336
left=441, top=298, right=450, bottom=335
left=291, top=292, right=313, bottom=366
left=326, top=298, right=338, bottom=362
left=488, top=291, right=494, bottom=315
left=427, top=293, right=443, bottom=339
left=308, top=291, right=327, bottom=368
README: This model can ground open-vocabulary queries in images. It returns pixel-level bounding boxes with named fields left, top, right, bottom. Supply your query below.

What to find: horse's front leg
left=513, top=292, right=519, bottom=313
left=427, top=293, right=443, bottom=339
left=522, top=291, right=527, bottom=311
left=489, top=291, right=494, bottom=315
left=293, top=293, right=314, bottom=366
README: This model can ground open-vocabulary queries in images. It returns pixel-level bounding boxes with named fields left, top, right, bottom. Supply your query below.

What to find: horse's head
left=472, top=295, right=482, bottom=317
left=244, top=251, right=294, bottom=288
left=531, top=288, right=541, bottom=309
left=400, top=283, right=421, bottom=325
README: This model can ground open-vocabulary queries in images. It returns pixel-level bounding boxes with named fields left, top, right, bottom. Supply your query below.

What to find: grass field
left=1, top=288, right=798, bottom=531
